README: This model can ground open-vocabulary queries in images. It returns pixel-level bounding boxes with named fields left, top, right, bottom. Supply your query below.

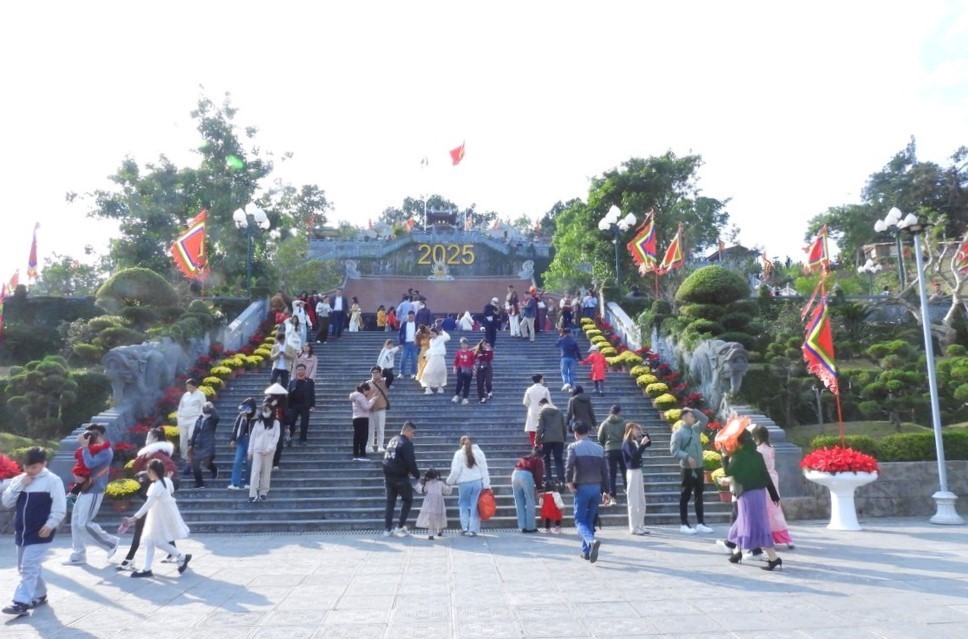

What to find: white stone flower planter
left=803, top=470, right=879, bottom=531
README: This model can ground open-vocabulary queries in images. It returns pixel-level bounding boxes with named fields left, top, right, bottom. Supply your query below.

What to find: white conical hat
left=263, top=383, right=288, bottom=395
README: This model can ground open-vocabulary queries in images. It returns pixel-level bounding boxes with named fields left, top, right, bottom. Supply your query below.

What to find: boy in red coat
left=67, top=438, right=112, bottom=499
left=538, top=482, right=563, bottom=533
left=580, top=344, right=608, bottom=396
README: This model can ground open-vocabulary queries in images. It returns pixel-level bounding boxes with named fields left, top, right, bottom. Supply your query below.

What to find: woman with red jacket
left=117, top=427, right=179, bottom=571
left=580, top=344, right=608, bottom=396
left=452, top=338, right=476, bottom=405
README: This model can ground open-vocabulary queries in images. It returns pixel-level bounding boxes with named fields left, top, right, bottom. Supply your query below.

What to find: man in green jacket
left=597, top=404, right=627, bottom=507
left=669, top=408, right=713, bottom=535
left=536, top=398, right=567, bottom=485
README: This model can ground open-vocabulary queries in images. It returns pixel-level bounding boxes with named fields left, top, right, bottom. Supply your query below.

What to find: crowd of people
left=1, top=283, right=795, bottom=617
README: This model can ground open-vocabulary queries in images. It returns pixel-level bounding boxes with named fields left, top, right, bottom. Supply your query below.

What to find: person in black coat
left=482, top=297, right=501, bottom=346
left=330, top=288, right=349, bottom=338
left=382, top=421, right=420, bottom=536
left=285, top=364, right=316, bottom=447
left=188, top=403, right=219, bottom=488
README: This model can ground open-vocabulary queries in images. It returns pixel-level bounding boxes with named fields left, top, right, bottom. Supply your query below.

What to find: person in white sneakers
left=669, top=408, right=713, bottom=535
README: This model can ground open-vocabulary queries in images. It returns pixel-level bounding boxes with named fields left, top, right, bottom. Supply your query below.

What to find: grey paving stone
left=312, top=623, right=386, bottom=639
left=384, top=622, right=455, bottom=639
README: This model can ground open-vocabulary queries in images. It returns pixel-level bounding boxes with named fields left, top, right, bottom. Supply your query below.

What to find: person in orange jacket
left=580, top=344, right=608, bottom=396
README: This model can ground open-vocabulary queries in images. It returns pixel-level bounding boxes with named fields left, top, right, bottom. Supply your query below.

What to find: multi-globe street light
left=856, top=259, right=882, bottom=295
left=232, top=207, right=271, bottom=298
left=874, top=210, right=908, bottom=288
left=874, top=207, right=964, bottom=525
left=597, top=205, right=636, bottom=290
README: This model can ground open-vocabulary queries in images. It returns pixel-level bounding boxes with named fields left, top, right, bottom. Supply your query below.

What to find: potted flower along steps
left=801, top=446, right=879, bottom=531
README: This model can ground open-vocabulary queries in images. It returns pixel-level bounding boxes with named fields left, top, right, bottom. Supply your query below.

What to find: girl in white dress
left=348, top=297, right=363, bottom=332
left=420, top=328, right=450, bottom=393
left=121, top=459, right=191, bottom=578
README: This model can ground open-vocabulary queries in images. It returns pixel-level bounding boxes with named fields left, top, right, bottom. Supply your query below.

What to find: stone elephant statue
left=102, top=344, right=172, bottom=418
left=688, top=339, right=750, bottom=414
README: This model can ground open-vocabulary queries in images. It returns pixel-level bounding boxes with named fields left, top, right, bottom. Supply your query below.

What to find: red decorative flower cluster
left=707, top=421, right=723, bottom=432
left=113, top=442, right=135, bottom=453
left=0, top=453, right=22, bottom=479
left=801, top=446, right=879, bottom=474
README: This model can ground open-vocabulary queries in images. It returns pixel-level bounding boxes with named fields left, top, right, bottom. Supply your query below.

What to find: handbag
left=477, top=488, right=496, bottom=521
left=373, top=381, right=391, bottom=411
left=728, top=477, right=744, bottom=497
left=551, top=491, right=565, bottom=510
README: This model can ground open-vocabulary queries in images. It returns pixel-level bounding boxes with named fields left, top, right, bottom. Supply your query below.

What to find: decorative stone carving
left=428, top=259, right=454, bottom=281
left=102, top=343, right=172, bottom=419
left=689, top=339, right=750, bottom=414
left=345, top=259, right=360, bottom=278
left=518, top=260, right=535, bottom=279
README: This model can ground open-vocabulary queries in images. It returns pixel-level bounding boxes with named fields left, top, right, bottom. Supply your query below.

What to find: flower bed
left=801, top=446, right=879, bottom=474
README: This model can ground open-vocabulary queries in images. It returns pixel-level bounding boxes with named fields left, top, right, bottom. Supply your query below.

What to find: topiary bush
left=946, top=344, right=967, bottom=357
left=676, top=266, right=750, bottom=306
left=720, top=312, right=753, bottom=333
left=684, top=319, right=724, bottom=336
left=876, top=431, right=968, bottom=461
left=716, top=331, right=758, bottom=351
left=680, top=304, right=726, bottom=321
left=809, top=435, right=879, bottom=457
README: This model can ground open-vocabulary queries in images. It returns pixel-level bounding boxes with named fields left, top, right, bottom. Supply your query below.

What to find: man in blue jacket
left=555, top=328, right=581, bottom=392
left=2, top=448, right=66, bottom=616
left=565, top=422, right=609, bottom=563
left=67, top=424, right=120, bottom=565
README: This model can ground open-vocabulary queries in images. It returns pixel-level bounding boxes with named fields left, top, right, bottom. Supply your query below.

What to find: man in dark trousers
left=482, top=297, right=501, bottom=346
left=415, top=300, right=432, bottom=327
left=286, top=363, right=316, bottom=447
left=382, top=421, right=419, bottom=537
left=398, top=310, right=419, bottom=379
left=330, top=288, right=348, bottom=339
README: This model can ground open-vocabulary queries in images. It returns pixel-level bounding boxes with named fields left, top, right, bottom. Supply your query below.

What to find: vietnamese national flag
left=450, top=142, right=465, bottom=166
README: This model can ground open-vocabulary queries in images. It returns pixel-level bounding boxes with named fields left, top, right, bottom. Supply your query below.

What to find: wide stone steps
left=99, top=330, right=730, bottom=532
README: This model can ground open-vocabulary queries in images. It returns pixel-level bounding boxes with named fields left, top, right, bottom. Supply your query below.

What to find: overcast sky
left=2, top=1, right=967, bottom=287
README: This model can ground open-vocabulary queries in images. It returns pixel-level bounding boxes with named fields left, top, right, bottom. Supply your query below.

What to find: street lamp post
left=875, top=207, right=964, bottom=525
left=597, top=205, right=636, bottom=290
left=856, top=259, right=882, bottom=295
left=874, top=213, right=907, bottom=288
left=232, top=207, right=271, bottom=299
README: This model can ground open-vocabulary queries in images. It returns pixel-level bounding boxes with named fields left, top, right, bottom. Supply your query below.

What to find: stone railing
left=604, top=301, right=643, bottom=351
left=219, top=298, right=268, bottom=351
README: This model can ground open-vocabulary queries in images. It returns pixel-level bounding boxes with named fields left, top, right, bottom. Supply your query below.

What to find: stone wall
left=783, top=461, right=968, bottom=521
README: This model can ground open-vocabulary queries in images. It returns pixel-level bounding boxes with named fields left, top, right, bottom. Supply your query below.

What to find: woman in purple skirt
left=723, top=430, right=783, bottom=571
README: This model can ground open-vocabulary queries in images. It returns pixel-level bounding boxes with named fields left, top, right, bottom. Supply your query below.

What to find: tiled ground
left=2, top=519, right=967, bottom=638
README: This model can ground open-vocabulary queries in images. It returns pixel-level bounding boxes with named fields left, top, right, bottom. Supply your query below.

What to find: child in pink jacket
left=580, top=345, right=608, bottom=396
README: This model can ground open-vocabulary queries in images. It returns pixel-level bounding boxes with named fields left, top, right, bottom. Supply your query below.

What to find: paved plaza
left=1, top=518, right=967, bottom=638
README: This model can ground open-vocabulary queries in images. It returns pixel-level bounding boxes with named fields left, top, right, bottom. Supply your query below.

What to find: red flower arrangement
left=801, top=447, right=879, bottom=474
left=113, top=442, right=136, bottom=455
left=0, top=453, right=22, bottom=479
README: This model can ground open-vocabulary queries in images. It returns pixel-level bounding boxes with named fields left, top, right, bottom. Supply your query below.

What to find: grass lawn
left=785, top=420, right=930, bottom=449
left=0, top=432, right=59, bottom=456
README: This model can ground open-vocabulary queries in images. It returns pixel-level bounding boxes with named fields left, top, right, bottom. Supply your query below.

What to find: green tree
left=545, top=153, right=730, bottom=292
left=81, top=93, right=331, bottom=294
left=32, top=253, right=105, bottom=297
left=4, top=356, right=79, bottom=439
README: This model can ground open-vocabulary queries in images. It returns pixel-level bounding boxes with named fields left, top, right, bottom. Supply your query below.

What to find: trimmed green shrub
left=680, top=304, right=726, bottom=321
left=717, top=331, right=757, bottom=350
left=684, top=319, right=724, bottom=336
left=651, top=300, right=672, bottom=315
left=877, top=431, right=968, bottom=461
left=946, top=344, right=968, bottom=357
left=720, top=312, right=753, bottom=332
left=809, top=435, right=879, bottom=457
left=676, top=266, right=749, bottom=305
left=96, top=267, right=180, bottom=313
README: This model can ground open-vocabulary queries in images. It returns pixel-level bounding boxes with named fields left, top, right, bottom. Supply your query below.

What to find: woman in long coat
left=723, top=430, right=783, bottom=571
left=420, top=328, right=450, bottom=393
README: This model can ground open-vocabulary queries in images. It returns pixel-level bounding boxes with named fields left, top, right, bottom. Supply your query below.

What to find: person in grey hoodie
left=535, top=398, right=568, bottom=484
left=669, top=407, right=713, bottom=535
left=566, top=385, right=596, bottom=432
left=68, top=424, right=119, bottom=565
left=597, top=404, right=627, bottom=506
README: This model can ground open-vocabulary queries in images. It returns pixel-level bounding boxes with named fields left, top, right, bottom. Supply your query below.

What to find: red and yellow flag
left=658, top=224, right=684, bottom=274
left=450, top=142, right=465, bottom=166
left=626, top=211, right=657, bottom=275
left=802, top=295, right=839, bottom=395
left=170, top=210, right=208, bottom=280
left=954, top=240, right=968, bottom=273
left=804, top=226, right=830, bottom=273
left=27, top=223, right=39, bottom=281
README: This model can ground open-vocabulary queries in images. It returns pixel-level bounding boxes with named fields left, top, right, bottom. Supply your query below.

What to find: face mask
left=262, top=409, right=273, bottom=417
left=202, top=409, right=212, bottom=415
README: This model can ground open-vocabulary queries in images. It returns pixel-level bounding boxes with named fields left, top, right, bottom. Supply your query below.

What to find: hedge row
left=809, top=431, right=968, bottom=462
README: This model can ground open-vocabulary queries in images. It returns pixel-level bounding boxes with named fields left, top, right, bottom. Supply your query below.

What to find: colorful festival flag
left=804, top=226, right=830, bottom=273
left=170, top=210, right=208, bottom=280
left=954, top=240, right=968, bottom=273
left=405, top=218, right=415, bottom=231
left=8, top=270, right=19, bottom=292
left=26, top=223, right=39, bottom=282
left=626, top=211, right=657, bottom=275
left=450, top=142, right=465, bottom=166
left=658, top=224, right=684, bottom=274
left=802, top=296, right=839, bottom=395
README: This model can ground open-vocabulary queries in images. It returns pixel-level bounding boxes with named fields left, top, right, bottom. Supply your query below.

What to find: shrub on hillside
left=684, top=319, right=724, bottom=336
left=680, top=304, right=726, bottom=321
left=809, top=435, right=879, bottom=457
left=716, top=331, right=758, bottom=351
left=96, top=267, right=180, bottom=314
left=877, top=431, right=968, bottom=462
left=676, top=266, right=749, bottom=306
left=946, top=344, right=968, bottom=357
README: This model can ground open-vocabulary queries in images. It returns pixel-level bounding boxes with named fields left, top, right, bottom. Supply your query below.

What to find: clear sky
left=2, top=1, right=967, bottom=286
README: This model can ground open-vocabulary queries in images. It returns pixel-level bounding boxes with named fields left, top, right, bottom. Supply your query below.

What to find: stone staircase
left=101, top=329, right=729, bottom=533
